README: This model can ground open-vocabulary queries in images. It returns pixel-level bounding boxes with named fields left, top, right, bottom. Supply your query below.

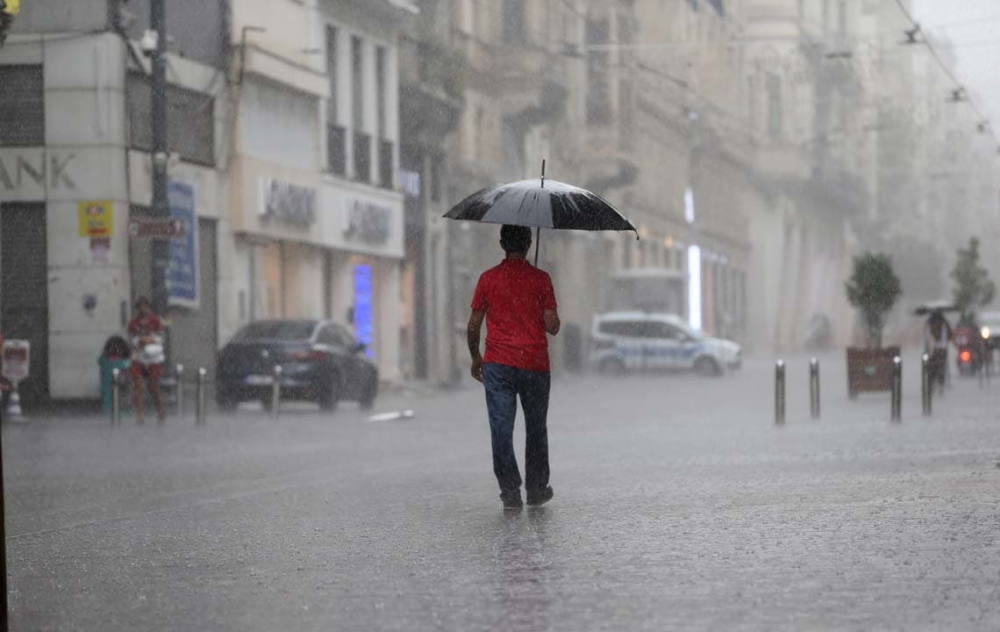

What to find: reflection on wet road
left=5, top=352, right=1000, bottom=630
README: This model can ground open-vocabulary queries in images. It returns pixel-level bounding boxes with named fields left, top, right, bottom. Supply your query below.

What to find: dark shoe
left=526, top=486, right=553, bottom=507
left=500, top=489, right=523, bottom=510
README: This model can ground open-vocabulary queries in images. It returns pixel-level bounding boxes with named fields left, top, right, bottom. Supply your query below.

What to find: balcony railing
left=378, top=139, right=394, bottom=190
left=328, top=125, right=347, bottom=176
left=353, top=130, right=372, bottom=183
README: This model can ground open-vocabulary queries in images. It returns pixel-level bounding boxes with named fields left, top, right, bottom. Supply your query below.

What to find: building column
left=377, top=259, right=402, bottom=383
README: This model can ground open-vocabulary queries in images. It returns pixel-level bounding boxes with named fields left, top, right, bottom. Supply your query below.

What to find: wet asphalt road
left=4, top=350, right=1000, bottom=631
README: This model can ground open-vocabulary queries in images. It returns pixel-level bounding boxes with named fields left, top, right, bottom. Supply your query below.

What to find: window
left=352, top=36, right=364, bottom=131
left=0, top=65, right=44, bottom=146
left=234, top=321, right=317, bottom=341
left=318, top=326, right=339, bottom=346
left=326, top=26, right=338, bottom=124
left=586, top=15, right=611, bottom=126
left=376, top=46, right=387, bottom=140
left=766, top=73, right=782, bottom=141
left=838, top=0, right=847, bottom=35
left=599, top=320, right=643, bottom=338
left=128, top=72, right=215, bottom=166
left=503, top=0, right=526, bottom=44
left=707, top=0, right=724, bottom=16
left=326, top=26, right=346, bottom=175
left=332, top=325, right=357, bottom=349
left=618, top=16, right=634, bottom=147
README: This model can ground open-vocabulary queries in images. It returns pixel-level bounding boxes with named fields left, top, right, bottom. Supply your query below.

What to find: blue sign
left=353, top=264, right=374, bottom=358
left=166, top=181, right=199, bottom=309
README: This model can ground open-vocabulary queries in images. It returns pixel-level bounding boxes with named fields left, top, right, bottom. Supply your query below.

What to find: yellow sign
left=78, top=201, right=113, bottom=237
left=3, top=0, right=20, bottom=15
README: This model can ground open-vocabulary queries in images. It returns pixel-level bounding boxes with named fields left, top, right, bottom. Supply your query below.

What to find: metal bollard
left=921, top=353, right=932, bottom=417
left=775, top=360, right=786, bottom=425
left=271, top=365, right=282, bottom=419
left=196, top=368, right=207, bottom=426
left=175, top=364, right=185, bottom=416
left=4, top=380, right=25, bottom=424
left=809, top=358, right=821, bottom=419
left=111, top=368, right=122, bottom=426
left=891, top=356, right=902, bottom=422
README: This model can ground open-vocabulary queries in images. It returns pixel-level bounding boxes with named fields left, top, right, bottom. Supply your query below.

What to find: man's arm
left=468, top=309, right=486, bottom=382
left=544, top=308, right=561, bottom=336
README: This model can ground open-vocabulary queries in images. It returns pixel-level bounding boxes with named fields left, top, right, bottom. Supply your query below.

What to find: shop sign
left=343, top=198, right=391, bottom=245
left=128, top=218, right=186, bottom=239
left=78, top=201, right=114, bottom=237
left=399, top=169, right=421, bottom=198
left=1, top=340, right=30, bottom=383
left=260, top=179, right=316, bottom=227
left=166, top=181, right=200, bottom=309
left=0, top=150, right=77, bottom=198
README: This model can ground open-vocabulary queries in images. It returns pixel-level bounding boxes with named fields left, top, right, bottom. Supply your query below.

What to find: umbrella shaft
left=534, top=227, right=541, bottom=267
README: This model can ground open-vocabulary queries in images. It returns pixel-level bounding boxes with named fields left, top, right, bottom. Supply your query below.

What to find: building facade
left=0, top=0, right=414, bottom=403
left=0, top=0, right=229, bottom=403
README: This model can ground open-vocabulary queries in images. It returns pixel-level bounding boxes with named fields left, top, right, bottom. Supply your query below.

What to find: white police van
left=590, top=311, right=742, bottom=376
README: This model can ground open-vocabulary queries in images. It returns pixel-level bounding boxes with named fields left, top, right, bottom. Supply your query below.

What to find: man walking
left=468, top=225, right=560, bottom=509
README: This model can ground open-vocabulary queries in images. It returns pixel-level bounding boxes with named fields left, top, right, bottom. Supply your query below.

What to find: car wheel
left=216, top=387, right=239, bottom=412
left=694, top=357, right=721, bottom=377
left=359, top=377, right=378, bottom=410
left=319, top=373, right=341, bottom=412
left=598, top=357, right=627, bottom=376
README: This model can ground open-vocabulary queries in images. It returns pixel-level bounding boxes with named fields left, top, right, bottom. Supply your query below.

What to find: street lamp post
left=150, top=0, right=170, bottom=317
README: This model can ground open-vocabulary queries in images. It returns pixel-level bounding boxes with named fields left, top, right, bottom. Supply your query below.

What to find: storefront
left=320, top=179, right=405, bottom=383
left=227, top=156, right=404, bottom=383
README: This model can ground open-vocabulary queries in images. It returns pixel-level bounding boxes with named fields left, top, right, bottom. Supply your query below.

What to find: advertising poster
left=78, top=200, right=113, bottom=237
left=166, top=181, right=200, bottom=309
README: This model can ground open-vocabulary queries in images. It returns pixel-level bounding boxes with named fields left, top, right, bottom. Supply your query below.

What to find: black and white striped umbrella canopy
left=444, top=178, right=637, bottom=234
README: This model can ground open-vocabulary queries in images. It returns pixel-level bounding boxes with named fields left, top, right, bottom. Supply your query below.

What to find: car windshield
left=233, top=321, right=316, bottom=341
left=676, top=322, right=706, bottom=341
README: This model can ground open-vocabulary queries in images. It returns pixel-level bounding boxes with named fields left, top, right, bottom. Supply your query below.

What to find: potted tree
left=845, top=253, right=902, bottom=398
left=951, top=237, right=996, bottom=322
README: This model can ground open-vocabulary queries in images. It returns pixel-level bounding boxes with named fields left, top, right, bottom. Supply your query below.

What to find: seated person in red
left=128, top=297, right=166, bottom=423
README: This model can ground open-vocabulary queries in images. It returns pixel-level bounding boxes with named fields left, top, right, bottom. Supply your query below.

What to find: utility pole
left=150, top=0, right=170, bottom=317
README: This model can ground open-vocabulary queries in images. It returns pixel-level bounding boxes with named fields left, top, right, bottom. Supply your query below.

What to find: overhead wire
left=889, top=0, right=998, bottom=144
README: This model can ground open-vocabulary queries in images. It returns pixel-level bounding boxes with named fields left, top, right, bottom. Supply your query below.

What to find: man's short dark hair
left=500, top=225, right=532, bottom=254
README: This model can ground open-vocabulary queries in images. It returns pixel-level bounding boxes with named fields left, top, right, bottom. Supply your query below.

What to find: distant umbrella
left=913, top=300, right=959, bottom=316
left=445, top=161, right=637, bottom=265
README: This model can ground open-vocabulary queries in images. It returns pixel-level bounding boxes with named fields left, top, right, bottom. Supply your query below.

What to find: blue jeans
left=482, top=363, right=551, bottom=493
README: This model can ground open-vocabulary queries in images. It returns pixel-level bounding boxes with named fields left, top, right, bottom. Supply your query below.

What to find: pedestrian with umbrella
left=448, top=162, right=637, bottom=509
left=915, top=301, right=958, bottom=394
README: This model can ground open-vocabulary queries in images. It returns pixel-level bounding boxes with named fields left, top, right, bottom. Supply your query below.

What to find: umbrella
left=913, top=300, right=959, bottom=316
left=444, top=161, right=637, bottom=265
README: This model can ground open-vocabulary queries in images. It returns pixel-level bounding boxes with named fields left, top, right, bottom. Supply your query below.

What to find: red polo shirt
left=472, top=258, right=557, bottom=372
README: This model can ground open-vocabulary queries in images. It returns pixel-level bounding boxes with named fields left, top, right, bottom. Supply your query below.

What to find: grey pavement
left=4, top=350, right=1000, bottom=631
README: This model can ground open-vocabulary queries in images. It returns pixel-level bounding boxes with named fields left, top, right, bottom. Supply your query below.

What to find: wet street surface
left=4, top=351, right=1000, bottom=631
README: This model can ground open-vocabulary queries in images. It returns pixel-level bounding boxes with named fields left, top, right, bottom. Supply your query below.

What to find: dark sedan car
left=216, top=319, right=378, bottom=411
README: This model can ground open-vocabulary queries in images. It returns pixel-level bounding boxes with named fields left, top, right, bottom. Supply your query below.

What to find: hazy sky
left=913, top=0, right=1000, bottom=129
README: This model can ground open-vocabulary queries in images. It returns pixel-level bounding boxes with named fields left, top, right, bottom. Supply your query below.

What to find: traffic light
left=0, top=0, right=19, bottom=48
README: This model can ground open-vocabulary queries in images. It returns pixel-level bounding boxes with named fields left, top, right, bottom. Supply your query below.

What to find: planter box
left=846, top=346, right=900, bottom=398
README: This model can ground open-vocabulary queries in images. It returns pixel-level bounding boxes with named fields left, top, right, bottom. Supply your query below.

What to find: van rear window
left=599, top=321, right=643, bottom=337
